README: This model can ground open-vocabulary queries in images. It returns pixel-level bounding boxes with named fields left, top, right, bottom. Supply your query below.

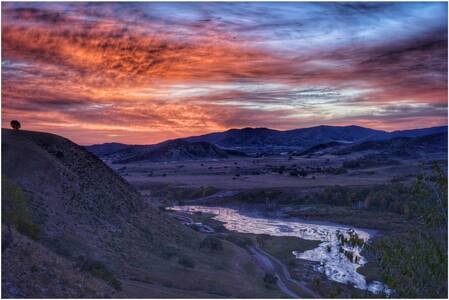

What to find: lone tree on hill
left=10, top=120, right=21, bottom=130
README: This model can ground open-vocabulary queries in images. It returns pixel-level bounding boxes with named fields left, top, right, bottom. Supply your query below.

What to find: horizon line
left=2, top=123, right=447, bottom=147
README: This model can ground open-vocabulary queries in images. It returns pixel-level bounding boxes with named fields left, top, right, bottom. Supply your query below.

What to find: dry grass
left=1, top=129, right=283, bottom=298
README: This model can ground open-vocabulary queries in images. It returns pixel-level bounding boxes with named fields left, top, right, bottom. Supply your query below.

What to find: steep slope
left=1, top=129, right=278, bottom=298
left=2, top=225, right=113, bottom=298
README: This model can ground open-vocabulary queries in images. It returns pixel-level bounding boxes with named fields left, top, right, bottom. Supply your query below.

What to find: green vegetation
left=200, top=236, right=223, bottom=252
left=233, top=189, right=289, bottom=204
left=366, top=164, right=447, bottom=298
left=272, top=165, right=346, bottom=176
left=2, top=176, right=40, bottom=240
left=230, top=180, right=421, bottom=211
left=263, top=273, right=278, bottom=288
left=342, top=154, right=400, bottom=169
left=304, top=182, right=415, bottom=214
left=78, top=257, right=122, bottom=291
left=255, top=235, right=319, bottom=267
left=178, top=256, right=195, bottom=268
left=148, top=184, right=219, bottom=202
left=160, top=245, right=178, bottom=260
left=224, top=234, right=254, bottom=248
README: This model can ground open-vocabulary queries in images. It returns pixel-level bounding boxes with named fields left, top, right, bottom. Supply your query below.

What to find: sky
left=2, top=2, right=448, bottom=145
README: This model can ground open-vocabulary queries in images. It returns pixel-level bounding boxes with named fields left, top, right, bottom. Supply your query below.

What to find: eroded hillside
left=1, top=129, right=279, bottom=298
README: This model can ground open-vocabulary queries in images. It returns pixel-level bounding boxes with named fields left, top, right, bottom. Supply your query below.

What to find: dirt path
left=249, top=246, right=320, bottom=298
left=170, top=210, right=320, bottom=298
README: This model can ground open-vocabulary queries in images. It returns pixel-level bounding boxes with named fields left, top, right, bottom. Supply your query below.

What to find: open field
left=111, top=155, right=444, bottom=206
left=116, top=153, right=446, bottom=298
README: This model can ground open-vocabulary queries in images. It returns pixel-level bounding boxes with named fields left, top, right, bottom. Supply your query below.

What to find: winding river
left=170, top=205, right=392, bottom=296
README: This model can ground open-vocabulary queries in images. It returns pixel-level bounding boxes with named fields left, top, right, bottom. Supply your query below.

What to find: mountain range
left=86, top=125, right=448, bottom=163
left=299, top=131, right=448, bottom=158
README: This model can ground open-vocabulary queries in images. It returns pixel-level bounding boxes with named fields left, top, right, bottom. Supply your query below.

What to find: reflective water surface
left=170, top=205, right=392, bottom=295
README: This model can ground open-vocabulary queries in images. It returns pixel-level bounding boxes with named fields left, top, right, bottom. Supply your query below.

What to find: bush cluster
left=200, top=236, right=223, bottom=251
left=78, top=257, right=122, bottom=291
left=2, top=176, right=40, bottom=240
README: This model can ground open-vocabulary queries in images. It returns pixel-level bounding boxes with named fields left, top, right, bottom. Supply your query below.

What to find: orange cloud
left=2, top=4, right=447, bottom=144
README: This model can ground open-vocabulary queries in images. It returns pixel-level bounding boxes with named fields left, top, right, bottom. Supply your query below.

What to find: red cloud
left=2, top=5, right=447, bottom=144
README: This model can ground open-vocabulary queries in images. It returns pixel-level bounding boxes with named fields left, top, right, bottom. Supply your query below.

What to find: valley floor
left=115, top=154, right=446, bottom=298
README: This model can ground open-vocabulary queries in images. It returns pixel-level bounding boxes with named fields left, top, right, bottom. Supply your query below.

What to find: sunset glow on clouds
left=2, top=2, right=447, bottom=144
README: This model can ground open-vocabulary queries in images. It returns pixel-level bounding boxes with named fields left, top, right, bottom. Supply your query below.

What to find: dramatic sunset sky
left=2, top=2, right=448, bottom=144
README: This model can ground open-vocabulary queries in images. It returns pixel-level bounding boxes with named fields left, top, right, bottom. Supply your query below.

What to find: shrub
left=79, top=258, right=122, bottom=291
left=16, top=219, right=40, bottom=240
left=256, top=234, right=271, bottom=247
left=178, top=256, right=195, bottom=268
left=160, top=246, right=178, bottom=260
left=2, top=176, right=40, bottom=240
left=200, top=236, right=223, bottom=251
left=225, top=235, right=253, bottom=248
left=287, top=259, right=297, bottom=267
left=343, top=154, right=400, bottom=169
left=312, top=277, right=321, bottom=286
left=275, top=165, right=285, bottom=174
left=298, top=169, right=307, bottom=177
left=263, top=273, right=278, bottom=288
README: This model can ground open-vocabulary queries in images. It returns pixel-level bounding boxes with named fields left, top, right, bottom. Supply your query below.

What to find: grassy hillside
left=1, top=129, right=280, bottom=298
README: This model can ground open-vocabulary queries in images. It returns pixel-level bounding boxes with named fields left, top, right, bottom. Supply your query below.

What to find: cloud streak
left=1, top=2, right=447, bottom=144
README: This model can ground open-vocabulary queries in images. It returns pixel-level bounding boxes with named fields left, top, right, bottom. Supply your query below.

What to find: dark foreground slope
left=1, top=129, right=279, bottom=298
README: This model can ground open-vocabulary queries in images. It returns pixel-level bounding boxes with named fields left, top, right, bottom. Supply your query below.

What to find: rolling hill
left=87, top=140, right=246, bottom=163
left=183, top=125, right=385, bottom=151
left=297, top=131, right=448, bottom=158
left=84, top=142, right=130, bottom=156
left=86, top=125, right=447, bottom=160
left=87, top=125, right=387, bottom=159
left=1, top=129, right=278, bottom=298
left=361, top=125, right=448, bottom=141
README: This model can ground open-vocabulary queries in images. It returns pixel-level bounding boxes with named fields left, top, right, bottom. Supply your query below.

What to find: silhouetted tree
left=10, top=120, right=21, bottom=130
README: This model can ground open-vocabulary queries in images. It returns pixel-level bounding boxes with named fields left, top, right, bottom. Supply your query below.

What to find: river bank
left=168, top=205, right=392, bottom=298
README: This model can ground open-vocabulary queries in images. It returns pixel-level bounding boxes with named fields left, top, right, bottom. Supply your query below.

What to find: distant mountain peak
left=183, top=124, right=385, bottom=152
left=86, top=125, right=447, bottom=157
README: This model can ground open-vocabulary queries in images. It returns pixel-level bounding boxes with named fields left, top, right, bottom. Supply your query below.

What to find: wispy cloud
left=2, top=2, right=447, bottom=144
